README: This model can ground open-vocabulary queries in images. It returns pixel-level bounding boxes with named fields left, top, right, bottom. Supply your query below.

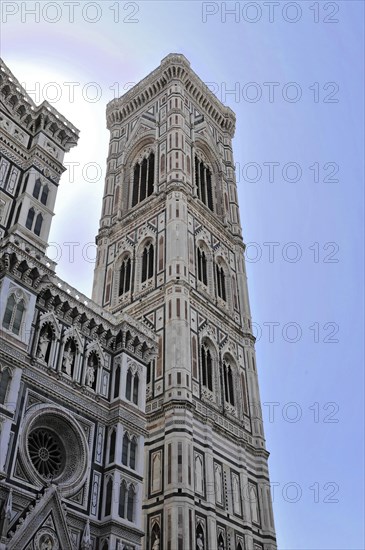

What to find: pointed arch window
left=196, top=246, right=207, bottom=286
left=122, top=432, right=129, bottom=466
left=125, top=368, right=139, bottom=405
left=121, top=432, right=138, bottom=470
left=127, top=485, right=135, bottom=521
left=241, top=372, right=249, bottom=415
left=33, top=178, right=41, bottom=199
left=146, top=359, right=153, bottom=385
left=109, top=429, right=116, bottom=463
left=119, top=481, right=127, bottom=518
left=3, top=293, right=25, bottom=336
left=126, top=368, right=132, bottom=401
left=131, top=152, right=155, bottom=207
left=141, top=243, right=154, bottom=282
left=216, top=263, right=226, bottom=301
left=119, top=256, right=131, bottom=295
left=40, top=185, right=49, bottom=205
left=130, top=437, right=137, bottom=470
left=104, top=477, right=113, bottom=516
left=0, top=368, right=12, bottom=405
left=195, top=155, right=214, bottom=211
left=113, top=364, right=121, bottom=399
left=14, top=202, right=22, bottom=225
left=25, top=207, right=35, bottom=230
left=201, top=345, right=213, bottom=391
left=132, top=373, right=139, bottom=405
left=34, top=212, right=43, bottom=236
left=223, top=360, right=235, bottom=405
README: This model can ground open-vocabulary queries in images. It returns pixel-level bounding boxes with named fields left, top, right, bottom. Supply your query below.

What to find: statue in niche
left=37, top=329, right=50, bottom=361
left=196, top=533, right=204, bottom=550
left=152, top=535, right=160, bottom=550
left=218, top=542, right=224, bottom=550
left=86, top=353, right=98, bottom=388
left=86, top=365, right=95, bottom=387
left=62, top=345, right=74, bottom=376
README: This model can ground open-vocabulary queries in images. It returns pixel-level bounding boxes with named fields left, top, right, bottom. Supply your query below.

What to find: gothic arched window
left=113, top=364, right=121, bottom=399
left=33, top=178, right=41, bottom=199
left=25, top=207, right=35, bottom=230
left=223, top=360, right=235, bottom=406
left=126, top=368, right=132, bottom=401
left=195, top=155, right=214, bottom=211
left=241, top=372, right=249, bottom=415
left=131, top=152, right=155, bottom=207
left=121, top=433, right=137, bottom=470
left=201, top=345, right=213, bottom=391
left=0, top=367, right=12, bottom=405
left=127, top=485, right=135, bottom=521
left=14, top=202, right=22, bottom=225
left=119, top=481, right=127, bottom=518
left=119, top=256, right=132, bottom=296
left=132, top=373, right=139, bottom=405
left=40, top=185, right=49, bottom=205
left=216, top=263, right=226, bottom=301
left=146, top=360, right=153, bottom=385
left=122, top=432, right=129, bottom=466
left=141, top=243, right=154, bottom=282
left=3, top=293, right=25, bottom=336
left=125, top=369, right=139, bottom=405
left=34, top=213, right=43, bottom=236
left=104, top=477, right=113, bottom=516
left=130, top=436, right=137, bottom=470
left=196, top=246, right=207, bottom=286
left=109, top=429, right=116, bottom=463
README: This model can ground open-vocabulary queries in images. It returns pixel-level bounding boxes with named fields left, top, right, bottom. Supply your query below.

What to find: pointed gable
left=7, top=485, right=74, bottom=550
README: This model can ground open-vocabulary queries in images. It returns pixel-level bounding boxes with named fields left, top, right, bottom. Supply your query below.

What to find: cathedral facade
left=0, top=54, right=276, bottom=550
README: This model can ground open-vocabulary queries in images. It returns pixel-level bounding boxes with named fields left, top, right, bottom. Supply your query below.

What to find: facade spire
left=81, top=519, right=91, bottom=550
left=0, top=489, right=12, bottom=542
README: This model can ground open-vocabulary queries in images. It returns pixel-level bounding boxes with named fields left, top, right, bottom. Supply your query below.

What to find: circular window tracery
left=19, top=405, right=89, bottom=497
left=28, top=428, right=65, bottom=479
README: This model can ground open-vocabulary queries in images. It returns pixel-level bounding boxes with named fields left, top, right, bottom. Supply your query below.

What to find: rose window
left=28, top=428, right=65, bottom=478
left=20, top=405, right=90, bottom=496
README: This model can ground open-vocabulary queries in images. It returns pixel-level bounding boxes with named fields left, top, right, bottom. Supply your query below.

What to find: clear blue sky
left=3, top=1, right=364, bottom=548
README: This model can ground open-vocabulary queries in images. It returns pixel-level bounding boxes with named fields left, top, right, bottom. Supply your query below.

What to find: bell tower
left=92, top=54, right=277, bottom=550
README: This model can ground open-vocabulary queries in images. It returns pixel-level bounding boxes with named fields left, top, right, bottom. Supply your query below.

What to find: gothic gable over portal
left=6, top=485, right=74, bottom=550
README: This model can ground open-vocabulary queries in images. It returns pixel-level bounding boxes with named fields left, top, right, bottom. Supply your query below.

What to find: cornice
left=106, top=53, right=236, bottom=137
left=1, top=58, right=79, bottom=152
left=0, top=240, right=158, bottom=357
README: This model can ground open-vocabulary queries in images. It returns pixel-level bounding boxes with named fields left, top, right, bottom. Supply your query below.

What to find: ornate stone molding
left=106, top=54, right=235, bottom=136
